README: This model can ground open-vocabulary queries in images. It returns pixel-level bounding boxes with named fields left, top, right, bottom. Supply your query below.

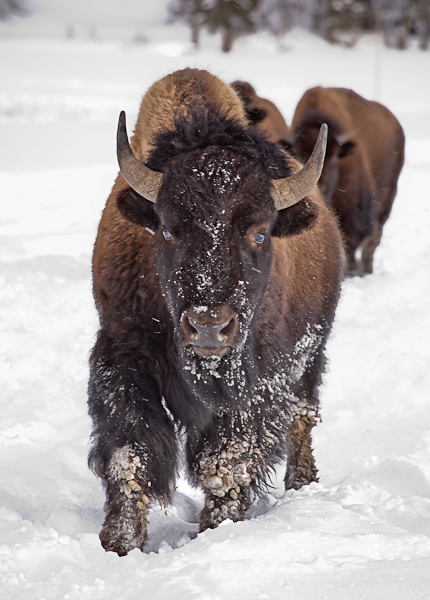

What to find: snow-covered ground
left=1, top=2, right=430, bottom=598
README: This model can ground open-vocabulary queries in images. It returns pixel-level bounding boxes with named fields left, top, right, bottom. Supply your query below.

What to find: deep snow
left=1, top=2, right=430, bottom=598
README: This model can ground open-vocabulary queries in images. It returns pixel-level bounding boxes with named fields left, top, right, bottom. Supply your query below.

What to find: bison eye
left=252, top=232, right=266, bottom=245
left=162, top=228, right=174, bottom=242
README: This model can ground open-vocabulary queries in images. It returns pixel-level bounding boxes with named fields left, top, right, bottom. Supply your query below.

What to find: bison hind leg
left=284, top=415, right=319, bottom=491
left=361, top=223, right=383, bottom=275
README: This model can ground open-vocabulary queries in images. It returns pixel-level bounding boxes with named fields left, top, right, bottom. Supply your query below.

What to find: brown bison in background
left=88, top=68, right=344, bottom=556
left=289, top=86, right=405, bottom=275
left=231, top=80, right=289, bottom=146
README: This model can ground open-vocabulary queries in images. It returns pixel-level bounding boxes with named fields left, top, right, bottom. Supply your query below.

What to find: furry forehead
left=146, top=104, right=293, bottom=179
left=155, top=144, right=277, bottom=229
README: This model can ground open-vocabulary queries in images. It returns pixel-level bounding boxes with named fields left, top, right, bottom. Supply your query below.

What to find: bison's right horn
left=272, top=123, right=328, bottom=210
left=117, top=111, right=162, bottom=203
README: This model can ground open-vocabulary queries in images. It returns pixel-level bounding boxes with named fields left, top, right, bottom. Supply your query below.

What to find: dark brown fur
left=88, top=69, right=345, bottom=556
left=289, top=86, right=405, bottom=275
left=231, top=80, right=289, bottom=146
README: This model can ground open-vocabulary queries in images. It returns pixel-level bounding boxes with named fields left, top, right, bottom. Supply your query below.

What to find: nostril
left=219, top=318, right=235, bottom=340
left=185, top=318, right=198, bottom=339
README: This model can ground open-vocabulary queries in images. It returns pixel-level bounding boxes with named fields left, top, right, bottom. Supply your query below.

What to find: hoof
left=99, top=504, right=148, bottom=556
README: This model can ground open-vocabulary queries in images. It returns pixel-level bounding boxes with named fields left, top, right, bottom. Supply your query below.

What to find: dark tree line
left=2, top=0, right=428, bottom=51
left=168, top=0, right=430, bottom=51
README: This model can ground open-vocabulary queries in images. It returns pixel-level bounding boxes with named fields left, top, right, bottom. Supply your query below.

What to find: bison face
left=154, top=147, right=275, bottom=365
left=117, top=112, right=327, bottom=410
left=116, top=144, right=321, bottom=409
left=116, top=111, right=325, bottom=406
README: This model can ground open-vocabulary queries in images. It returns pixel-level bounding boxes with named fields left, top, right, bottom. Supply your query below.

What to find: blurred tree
left=257, top=0, right=294, bottom=37
left=403, top=0, right=430, bottom=50
left=372, top=0, right=408, bottom=48
left=256, top=0, right=295, bottom=47
left=312, top=0, right=372, bottom=46
left=205, top=0, right=260, bottom=52
left=0, top=0, right=27, bottom=21
left=256, top=0, right=316, bottom=48
left=168, top=0, right=260, bottom=51
left=167, top=0, right=209, bottom=48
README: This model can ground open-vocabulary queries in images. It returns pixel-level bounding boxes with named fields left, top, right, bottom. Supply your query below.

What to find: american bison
left=231, top=80, right=289, bottom=146
left=289, top=86, right=405, bottom=275
left=88, top=68, right=345, bottom=556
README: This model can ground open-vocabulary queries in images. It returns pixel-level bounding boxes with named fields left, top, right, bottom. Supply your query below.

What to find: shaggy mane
left=146, top=105, right=293, bottom=179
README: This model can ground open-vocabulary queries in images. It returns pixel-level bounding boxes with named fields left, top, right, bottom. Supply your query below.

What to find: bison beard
left=178, top=346, right=256, bottom=414
left=88, top=68, right=344, bottom=556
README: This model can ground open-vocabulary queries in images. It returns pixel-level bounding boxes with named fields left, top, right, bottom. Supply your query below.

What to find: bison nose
left=188, top=319, right=232, bottom=348
left=181, top=305, right=239, bottom=354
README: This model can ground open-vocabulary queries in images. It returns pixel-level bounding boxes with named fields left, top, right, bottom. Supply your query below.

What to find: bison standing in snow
left=88, top=68, right=344, bottom=556
left=288, top=86, right=405, bottom=275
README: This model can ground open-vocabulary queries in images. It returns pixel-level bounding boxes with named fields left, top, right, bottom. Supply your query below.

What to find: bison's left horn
left=117, top=111, right=162, bottom=203
left=272, top=123, right=328, bottom=210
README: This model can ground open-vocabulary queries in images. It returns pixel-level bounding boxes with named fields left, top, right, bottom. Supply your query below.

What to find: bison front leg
left=197, top=446, right=256, bottom=530
left=189, top=413, right=280, bottom=531
left=88, top=332, right=177, bottom=556
left=99, top=446, right=151, bottom=556
left=284, top=410, right=319, bottom=491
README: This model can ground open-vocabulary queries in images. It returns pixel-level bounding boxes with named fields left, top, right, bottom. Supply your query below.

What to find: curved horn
left=117, top=111, right=162, bottom=203
left=272, top=123, right=328, bottom=210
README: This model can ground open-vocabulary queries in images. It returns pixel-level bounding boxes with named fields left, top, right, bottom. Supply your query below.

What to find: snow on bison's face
left=154, top=146, right=275, bottom=361
left=115, top=111, right=327, bottom=402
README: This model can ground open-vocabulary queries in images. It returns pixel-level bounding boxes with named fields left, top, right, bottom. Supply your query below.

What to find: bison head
left=290, top=111, right=356, bottom=205
left=116, top=108, right=326, bottom=409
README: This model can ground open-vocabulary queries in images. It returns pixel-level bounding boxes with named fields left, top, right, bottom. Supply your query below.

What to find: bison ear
left=271, top=198, right=319, bottom=238
left=117, top=188, right=160, bottom=230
